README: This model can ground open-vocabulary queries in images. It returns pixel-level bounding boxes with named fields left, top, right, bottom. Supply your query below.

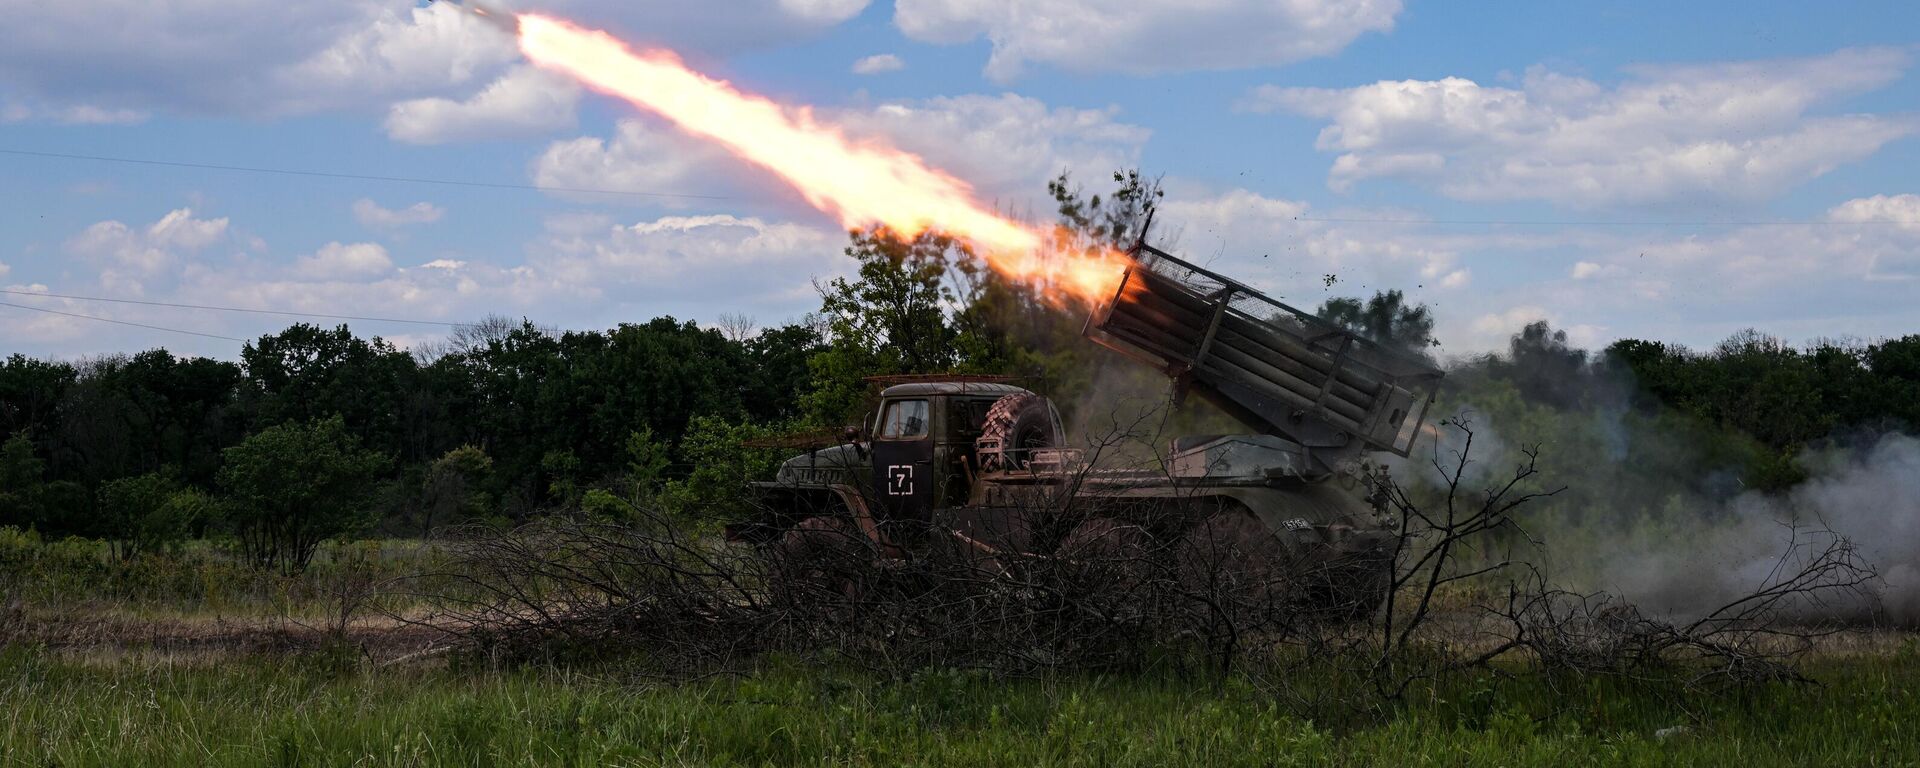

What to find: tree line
left=3, top=170, right=1917, bottom=567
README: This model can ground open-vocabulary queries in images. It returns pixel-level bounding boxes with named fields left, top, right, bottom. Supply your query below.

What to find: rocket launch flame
left=510, top=12, right=1131, bottom=309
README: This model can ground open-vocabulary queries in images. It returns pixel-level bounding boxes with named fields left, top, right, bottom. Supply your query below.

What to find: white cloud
left=1438, top=192, right=1920, bottom=353
left=841, top=95, right=1150, bottom=199
left=1827, top=193, right=1920, bottom=232
left=894, top=0, right=1399, bottom=81
left=293, top=242, right=396, bottom=281
left=776, top=0, right=873, bottom=22
left=147, top=209, right=230, bottom=251
left=852, top=54, right=906, bottom=75
left=0, top=262, right=9, bottom=280
left=283, top=2, right=522, bottom=112
left=0, top=0, right=866, bottom=122
left=64, top=208, right=230, bottom=292
left=531, top=120, right=739, bottom=204
left=531, top=93, right=1150, bottom=211
left=1246, top=48, right=1918, bottom=207
left=1157, top=188, right=1465, bottom=298
left=6, top=203, right=858, bottom=357
left=353, top=199, right=446, bottom=230
left=385, top=65, right=581, bottom=144
left=0, top=99, right=147, bottom=125
left=0, top=2, right=518, bottom=119
left=536, top=214, right=840, bottom=289
left=1471, top=305, right=1552, bottom=340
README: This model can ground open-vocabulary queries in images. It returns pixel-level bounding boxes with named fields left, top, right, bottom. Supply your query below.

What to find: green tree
left=241, top=324, right=421, bottom=462
left=1316, top=290, right=1439, bottom=355
left=419, top=445, right=493, bottom=534
left=624, top=427, right=671, bottom=499
left=660, top=416, right=792, bottom=521
left=0, top=433, right=45, bottom=529
left=217, top=416, right=387, bottom=573
left=97, top=471, right=206, bottom=560
left=804, top=228, right=967, bottom=425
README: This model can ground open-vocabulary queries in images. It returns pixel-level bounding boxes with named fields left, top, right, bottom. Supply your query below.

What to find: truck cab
left=740, top=380, right=1059, bottom=543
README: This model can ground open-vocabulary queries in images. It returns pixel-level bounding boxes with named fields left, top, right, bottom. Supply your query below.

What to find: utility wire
left=11, top=149, right=1913, bottom=227
left=1292, top=216, right=1920, bottom=227
left=0, top=301, right=244, bottom=342
left=0, top=148, right=729, bottom=201
left=0, top=288, right=477, bottom=328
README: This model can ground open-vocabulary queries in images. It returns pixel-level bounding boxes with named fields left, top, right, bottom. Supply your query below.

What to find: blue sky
left=2, top=0, right=1916, bottom=361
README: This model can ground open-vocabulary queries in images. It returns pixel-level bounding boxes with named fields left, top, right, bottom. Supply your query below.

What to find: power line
left=1292, top=216, right=1920, bottom=227
left=0, top=300, right=244, bottom=342
left=0, top=288, right=476, bottom=328
left=0, top=148, right=729, bottom=201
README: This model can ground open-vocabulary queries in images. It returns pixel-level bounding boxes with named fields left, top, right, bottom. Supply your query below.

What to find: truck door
left=871, top=398, right=935, bottom=523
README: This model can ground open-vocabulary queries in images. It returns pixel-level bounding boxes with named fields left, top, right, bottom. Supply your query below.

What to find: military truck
left=735, top=244, right=1444, bottom=610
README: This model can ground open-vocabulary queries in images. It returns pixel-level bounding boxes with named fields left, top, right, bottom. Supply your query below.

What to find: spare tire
left=976, top=393, right=1058, bottom=472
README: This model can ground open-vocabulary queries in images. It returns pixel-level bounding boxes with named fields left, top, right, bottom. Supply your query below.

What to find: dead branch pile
left=397, top=414, right=1878, bottom=706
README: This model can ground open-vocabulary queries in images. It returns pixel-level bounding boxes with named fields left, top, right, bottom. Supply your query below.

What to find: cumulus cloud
left=1827, top=193, right=1920, bottom=232
left=1146, top=188, right=1682, bottom=353
left=293, top=243, right=396, bottom=281
left=4, top=204, right=855, bottom=358
left=385, top=65, right=581, bottom=144
left=64, top=208, right=230, bottom=293
left=532, top=93, right=1150, bottom=211
left=852, top=54, right=906, bottom=75
left=531, top=120, right=739, bottom=203
left=894, top=0, right=1399, bottom=81
left=0, top=262, right=9, bottom=280
left=1446, top=191, right=1920, bottom=354
left=1158, top=188, right=1466, bottom=297
left=533, top=215, right=843, bottom=301
left=353, top=200, right=446, bottom=230
left=0, top=0, right=867, bottom=122
left=1245, top=48, right=1918, bottom=207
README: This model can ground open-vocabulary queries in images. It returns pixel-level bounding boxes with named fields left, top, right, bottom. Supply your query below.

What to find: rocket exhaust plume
left=491, top=9, right=1130, bottom=308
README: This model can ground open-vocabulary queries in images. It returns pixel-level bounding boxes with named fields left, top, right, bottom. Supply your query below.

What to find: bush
left=218, top=416, right=387, bottom=574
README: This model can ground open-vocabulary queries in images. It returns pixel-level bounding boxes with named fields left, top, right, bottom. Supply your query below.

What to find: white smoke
left=1593, top=433, right=1920, bottom=625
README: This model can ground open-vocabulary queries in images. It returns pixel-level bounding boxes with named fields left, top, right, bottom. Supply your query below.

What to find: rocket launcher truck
left=736, top=242, right=1445, bottom=612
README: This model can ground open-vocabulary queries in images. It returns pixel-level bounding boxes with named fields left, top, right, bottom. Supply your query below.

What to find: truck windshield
left=877, top=399, right=930, bottom=439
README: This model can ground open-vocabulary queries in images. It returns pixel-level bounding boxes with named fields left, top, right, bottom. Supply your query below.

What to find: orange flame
left=516, top=14, right=1130, bottom=308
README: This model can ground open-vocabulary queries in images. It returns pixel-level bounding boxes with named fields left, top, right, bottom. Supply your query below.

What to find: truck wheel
left=769, top=516, right=875, bottom=604
left=977, top=393, right=1057, bottom=472
left=1059, top=517, right=1157, bottom=591
left=1175, top=506, right=1310, bottom=632
left=1302, top=552, right=1392, bottom=621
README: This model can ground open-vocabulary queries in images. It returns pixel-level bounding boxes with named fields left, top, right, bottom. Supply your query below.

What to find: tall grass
left=2, top=645, right=1916, bottom=767
left=0, top=528, right=443, bottom=614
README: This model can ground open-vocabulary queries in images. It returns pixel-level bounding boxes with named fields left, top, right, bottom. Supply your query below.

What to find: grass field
left=3, top=645, right=1919, bottom=767
left=6, top=532, right=1920, bottom=766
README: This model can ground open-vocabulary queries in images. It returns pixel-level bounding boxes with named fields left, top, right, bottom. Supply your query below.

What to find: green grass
left=0, top=529, right=444, bottom=618
left=3, top=646, right=1919, bottom=767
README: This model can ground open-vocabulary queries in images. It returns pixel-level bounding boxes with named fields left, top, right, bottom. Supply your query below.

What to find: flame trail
left=513, top=13, right=1129, bottom=307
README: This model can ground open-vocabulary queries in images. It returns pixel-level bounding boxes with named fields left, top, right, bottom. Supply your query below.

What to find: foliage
left=217, top=416, right=387, bottom=573
left=803, top=228, right=968, bottom=425
left=1316, top=290, right=1440, bottom=356
left=96, top=470, right=208, bottom=559
left=1, top=171, right=1916, bottom=551
left=659, top=416, right=794, bottom=520
left=0, top=433, right=46, bottom=530
left=418, top=445, right=494, bottom=534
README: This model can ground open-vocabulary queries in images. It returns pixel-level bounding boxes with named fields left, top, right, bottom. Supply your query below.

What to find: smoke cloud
left=1591, top=433, right=1920, bottom=625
